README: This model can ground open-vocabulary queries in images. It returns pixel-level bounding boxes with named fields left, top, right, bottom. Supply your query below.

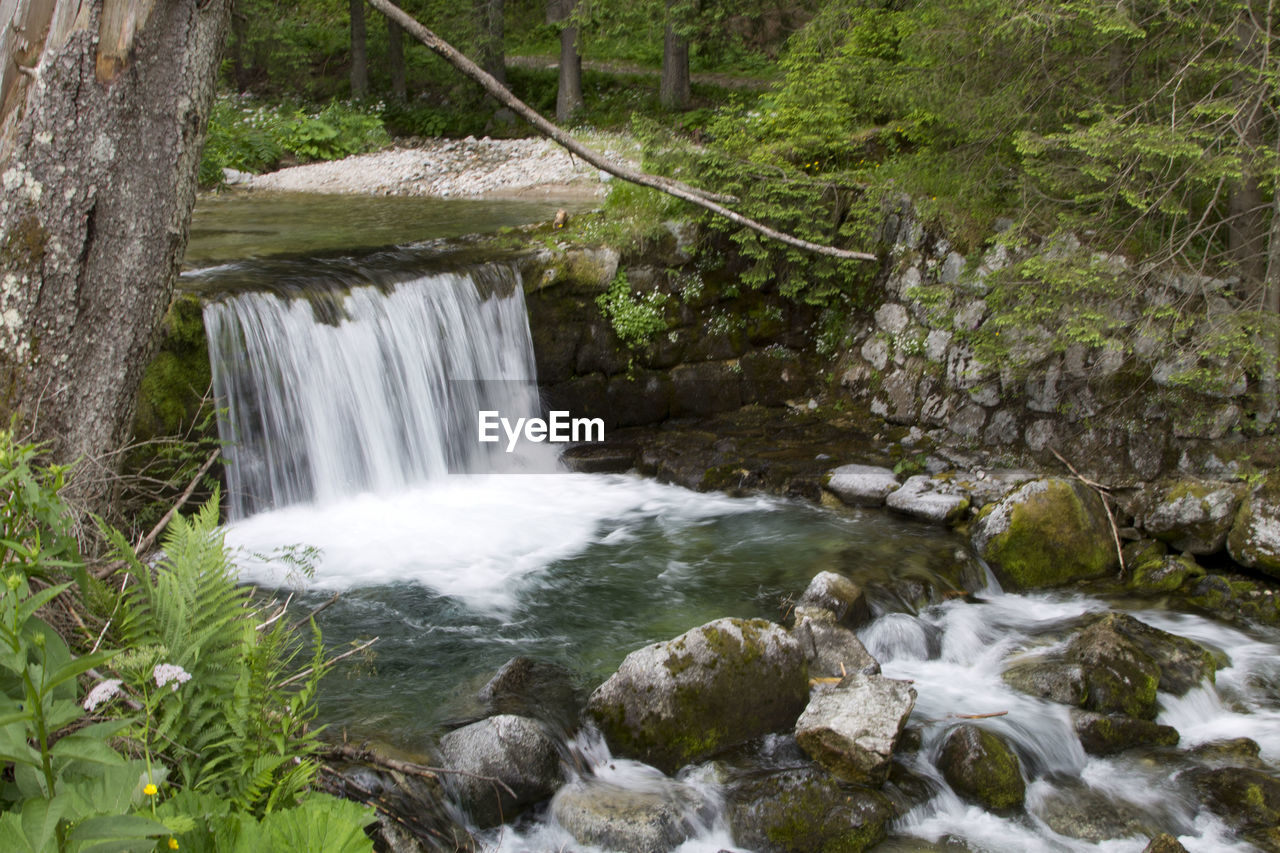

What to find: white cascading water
left=204, top=264, right=555, bottom=519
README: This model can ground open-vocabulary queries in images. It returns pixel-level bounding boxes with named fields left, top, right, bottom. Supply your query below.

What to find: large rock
left=725, top=766, right=896, bottom=853
left=1001, top=657, right=1087, bottom=706
left=937, top=725, right=1026, bottom=811
left=1130, top=479, right=1243, bottom=554
left=550, top=774, right=712, bottom=853
left=1128, top=554, right=1204, bottom=594
left=1071, top=710, right=1179, bottom=755
left=797, top=572, right=871, bottom=629
left=1064, top=613, right=1216, bottom=719
left=1183, top=766, right=1280, bottom=851
left=436, top=715, right=563, bottom=828
left=825, top=464, right=900, bottom=507
left=1034, top=781, right=1156, bottom=843
left=885, top=475, right=970, bottom=525
left=971, top=478, right=1118, bottom=589
left=587, top=618, right=808, bottom=773
left=1228, top=473, right=1280, bottom=579
left=791, top=607, right=880, bottom=678
left=478, top=656, right=582, bottom=733
left=794, top=674, right=916, bottom=786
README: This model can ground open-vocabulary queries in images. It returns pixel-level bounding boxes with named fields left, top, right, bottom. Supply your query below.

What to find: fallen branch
left=366, top=0, right=877, bottom=262
left=278, top=636, right=378, bottom=687
left=323, top=743, right=518, bottom=799
left=133, top=447, right=221, bottom=556
left=949, top=711, right=1009, bottom=720
left=291, top=591, right=340, bottom=631
left=1049, top=446, right=1126, bottom=577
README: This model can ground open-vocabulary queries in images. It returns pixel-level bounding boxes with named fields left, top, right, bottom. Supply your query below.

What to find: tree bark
left=0, top=0, right=232, bottom=514
left=475, top=0, right=505, bottom=87
left=556, top=22, right=583, bottom=121
left=350, top=0, right=369, bottom=98
left=387, top=18, right=406, bottom=101
left=365, top=0, right=876, bottom=261
left=660, top=2, right=691, bottom=110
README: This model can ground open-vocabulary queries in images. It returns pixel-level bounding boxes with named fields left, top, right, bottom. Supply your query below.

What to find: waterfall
left=204, top=262, right=553, bottom=519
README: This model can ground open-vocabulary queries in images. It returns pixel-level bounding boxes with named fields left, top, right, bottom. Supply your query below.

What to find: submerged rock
left=1228, top=473, right=1280, bottom=579
left=937, top=725, right=1026, bottom=811
left=797, top=571, right=872, bottom=629
left=587, top=617, right=808, bottom=773
left=725, top=766, right=896, bottom=853
left=1129, top=478, right=1243, bottom=555
left=1034, top=781, right=1156, bottom=842
left=1142, top=835, right=1189, bottom=853
left=1186, top=737, right=1266, bottom=770
left=825, top=464, right=900, bottom=507
left=436, top=714, right=562, bottom=828
left=1183, top=573, right=1280, bottom=627
left=478, top=656, right=582, bottom=733
left=794, top=673, right=916, bottom=786
left=1072, top=710, right=1179, bottom=755
left=1184, top=766, right=1280, bottom=851
left=1002, top=657, right=1087, bottom=706
left=1087, top=612, right=1217, bottom=695
left=791, top=607, right=880, bottom=678
left=550, top=774, right=712, bottom=853
left=885, top=475, right=970, bottom=525
left=971, top=478, right=1117, bottom=589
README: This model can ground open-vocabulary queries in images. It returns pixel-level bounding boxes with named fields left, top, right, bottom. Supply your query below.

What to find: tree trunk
left=351, top=0, right=369, bottom=98
left=556, top=22, right=583, bottom=121
left=1259, top=143, right=1280, bottom=425
left=387, top=18, right=406, bottom=101
left=475, top=0, right=506, bottom=87
left=660, top=3, right=691, bottom=110
left=0, top=0, right=232, bottom=514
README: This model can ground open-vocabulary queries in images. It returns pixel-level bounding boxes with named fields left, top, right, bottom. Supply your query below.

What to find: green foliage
left=596, top=270, right=671, bottom=350
left=0, top=436, right=81, bottom=584
left=200, top=97, right=390, bottom=187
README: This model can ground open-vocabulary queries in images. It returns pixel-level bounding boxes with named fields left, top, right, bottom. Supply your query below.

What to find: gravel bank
left=246, top=133, right=639, bottom=200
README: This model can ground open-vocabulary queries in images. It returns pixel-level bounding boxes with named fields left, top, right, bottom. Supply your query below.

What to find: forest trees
left=0, top=0, right=232, bottom=513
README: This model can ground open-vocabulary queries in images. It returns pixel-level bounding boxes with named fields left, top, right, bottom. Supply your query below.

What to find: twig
left=255, top=592, right=294, bottom=631
left=133, top=447, right=221, bottom=556
left=291, top=591, right=340, bottom=630
left=949, top=711, right=1009, bottom=720
left=1049, top=446, right=1127, bottom=577
left=365, top=0, right=878, bottom=262
left=323, top=743, right=519, bottom=799
left=278, top=637, right=378, bottom=688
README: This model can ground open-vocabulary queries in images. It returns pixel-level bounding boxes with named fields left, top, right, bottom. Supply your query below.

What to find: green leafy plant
left=596, top=270, right=671, bottom=351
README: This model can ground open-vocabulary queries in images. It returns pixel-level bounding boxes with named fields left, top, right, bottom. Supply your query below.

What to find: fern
left=105, top=494, right=328, bottom=815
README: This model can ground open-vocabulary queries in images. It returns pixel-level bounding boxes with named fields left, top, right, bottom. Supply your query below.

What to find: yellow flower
left=168, top=839, right=179, bottom=850
left=144, top=783, right=158, bottom=797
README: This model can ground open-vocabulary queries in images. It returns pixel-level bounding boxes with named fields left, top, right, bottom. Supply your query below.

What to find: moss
left=1184, top=574, right=1280, bottom=627
left=938, top=725, right=1026, bottom=811
left=133, top=295, right=212, bottom=441
left=1128, top=554, right=1204, bottom=594
left=976, top=479, right=1116, bottom=589
left=0, top=214, right=47, bottom=270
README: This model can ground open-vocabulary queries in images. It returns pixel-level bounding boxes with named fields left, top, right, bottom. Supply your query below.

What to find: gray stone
left=967, top=380, right=1001, bottom=407
left=1035, top=782, right=1155, bottom=842
left=726, top=766, right=895, bottom=853
left=437, top=715, right=562, bottom=828
left=881, top=368, right=920, bottom=424
left=1024, top=419, right=1056, bottom=451
left=984, top=410, right=1020, bottom=445
left=662, top=219, right=699, bottom=263
left=949, top=403, right=987, bottom=439
left=954, top=299, right=987, bottom=331
left=797, top=572, right=873, bottom=628
left=478, top=656, right=582, bottom=732
left=1025, top=360, right=1063, bottom=413
left=587, top=618, right=808, bottom=773
left=886, top=475, right=970, bottom=525
left=792, top=606, right=880, bottom=678
left=551, top=774, right=712, bottom=853
left=825, top=464, right=900, bottom=508
left=221, top=167, right=254, bottom=185
left=1002, top=657, right=1086, bottom=706
left=940, top=251, right=966, bottom=284
left=1131, top=479, right=1243, bottom=554
left=875, top=302, right=911, bottom=335
left=925, top=329, right=952, bottom=363
left=794, top=674, right=916, bottom=785
left=861, top=336, right=889, bottom=371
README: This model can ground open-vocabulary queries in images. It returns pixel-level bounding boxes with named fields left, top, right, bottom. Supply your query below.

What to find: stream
left=185, top=193, right=1280, bottom=853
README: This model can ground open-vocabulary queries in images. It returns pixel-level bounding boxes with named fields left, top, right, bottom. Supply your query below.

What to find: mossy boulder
left=1071, top=710, right=1179, bottom=755
left=1127, top=554, right=1205, bottom=594
left=1142, top=835, right=1189, bottom=853
left=1034, top=781, right=1157, bottom=842
left=1183, top=573, right=1280, bottom=627
left=725, top=766, right=896, bottom=853
left=1130, top=478, right=1244, bottom=555
left=586, top=618, right=808, bottom=774
left=1184, top=766, right=1280, bottom=851
left=1001, top=657, right=1087, bottom=706
left=1228, top=473, right=1280, bottom=579
left=937, top=725, right=1026, bottom=811
left=971, top=478, right=1117, bottom=589
left=550, top=774, right=712, bottom=853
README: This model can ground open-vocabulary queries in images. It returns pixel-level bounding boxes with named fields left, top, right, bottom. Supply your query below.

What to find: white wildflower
left=83, top=679, right=123, bottom=712
left=153, top=663, right=192, bottom=692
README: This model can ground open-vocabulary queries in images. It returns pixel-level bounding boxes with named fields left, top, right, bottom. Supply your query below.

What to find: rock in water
left=797, top=571, right=872, bottom=629
left=937, top=724, right=1026, bottom=811
left=478, top=656, right=582, bottom=732
left=794, top=674, right=916, bottom=785
left=587, top=617, right=808, bottom=773
left=551, top=774, right=712, bottom=853
left=726, top=766, right=895, bottom=853
left=436, top=714, right=562, bottom=828
left=885, top=475, right=970, bottom=525
left=1228, top=473, right=1280, bottom=579
left=825, top=464, right=900, bottom=507
left=1071, top=711, right=1179, bottom=755
left=791, top=607, right=880, bottom=678
left=971, top=477, right=1117, bottom=589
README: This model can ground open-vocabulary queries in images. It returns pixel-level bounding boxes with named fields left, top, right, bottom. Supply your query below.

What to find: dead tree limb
left=365, top=0, right=877, bottom=262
